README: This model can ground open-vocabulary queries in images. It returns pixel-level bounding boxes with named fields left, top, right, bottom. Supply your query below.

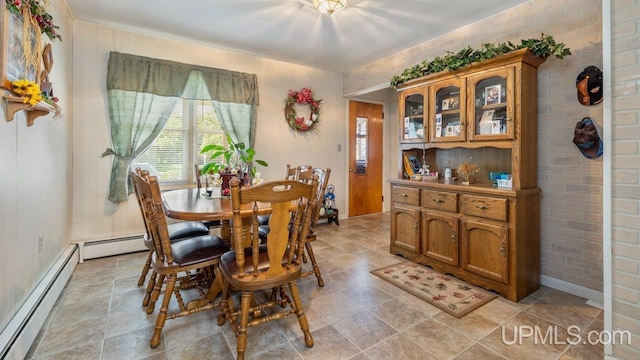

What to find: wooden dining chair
left=256, top=163, right=311, bottom=227
left=130, top=169, right=210, bottom=291
left=218, top=176, right=319, bottom=360
left=131, top=170, right=230, bottom=348
left=292, top=167, right=331, bottom=286
left=258, top=166, right=331, bottom=286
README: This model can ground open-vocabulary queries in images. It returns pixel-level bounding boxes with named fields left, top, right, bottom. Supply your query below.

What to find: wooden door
left=348, top=101, right=383, bottom=216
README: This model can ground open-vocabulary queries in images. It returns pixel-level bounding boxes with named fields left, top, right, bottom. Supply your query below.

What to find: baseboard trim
left=540, top=275, right=604, bottom=305
left=0, top=245, right=78, bottom=360
left=73, top=235, right=146, bottom=262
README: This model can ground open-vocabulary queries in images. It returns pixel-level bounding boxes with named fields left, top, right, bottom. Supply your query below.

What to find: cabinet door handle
left=500, top=242, right=506, bottom=257
left=476, top=204, right=488, bottom=209
left=433, top=198, right=444, bottom=203
left=451, top=232, right=457, bottom=241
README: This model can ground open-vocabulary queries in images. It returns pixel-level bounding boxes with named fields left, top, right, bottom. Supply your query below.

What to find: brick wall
left=611, top=0, right=640, bottom=358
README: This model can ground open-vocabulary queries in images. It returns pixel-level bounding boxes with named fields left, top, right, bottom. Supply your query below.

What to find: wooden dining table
left=162, top=187, right=293, bottom=246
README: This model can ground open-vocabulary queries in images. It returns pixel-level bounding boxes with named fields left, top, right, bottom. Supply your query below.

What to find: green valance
left=107, top=51, right=259, bottom=105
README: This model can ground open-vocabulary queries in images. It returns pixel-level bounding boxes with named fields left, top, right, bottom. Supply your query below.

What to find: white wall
left=0, top=0, right=73, bottom=333
left=71, top=22, right=347, bottom=244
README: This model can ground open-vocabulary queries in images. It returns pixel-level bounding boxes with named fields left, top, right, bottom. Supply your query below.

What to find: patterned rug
left=371, top=261, right=497, bottom=318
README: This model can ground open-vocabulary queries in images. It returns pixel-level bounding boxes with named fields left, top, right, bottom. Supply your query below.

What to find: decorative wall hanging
left=284, top=87, right=321, bottom=133
left=1, top=1, right=61, bottom=125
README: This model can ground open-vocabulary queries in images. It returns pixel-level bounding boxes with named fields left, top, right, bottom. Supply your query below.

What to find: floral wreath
left=284, top=87, right=321, bottom=132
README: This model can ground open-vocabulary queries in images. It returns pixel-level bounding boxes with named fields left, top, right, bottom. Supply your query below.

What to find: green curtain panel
left=103, top=51, right=259, bottom=202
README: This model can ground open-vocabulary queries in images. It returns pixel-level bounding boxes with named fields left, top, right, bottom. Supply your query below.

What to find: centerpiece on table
left=200, top=134, right=268, bottom=195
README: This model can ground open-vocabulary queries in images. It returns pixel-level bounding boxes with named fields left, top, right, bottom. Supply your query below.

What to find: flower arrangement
left=284, top=87, right=321, bottom=132
left=6, top=0, right=62, bottom=41
left=10, top=78, right=61, bottom=117
left=11, top=79, right=42, bottom=105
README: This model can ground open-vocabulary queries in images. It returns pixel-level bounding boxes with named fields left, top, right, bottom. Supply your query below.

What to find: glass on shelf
left=434, top=85, right=461, bottom=140
left=402, top=92, right=424, bottom=141
left=474, top=76, right=508, bottom=136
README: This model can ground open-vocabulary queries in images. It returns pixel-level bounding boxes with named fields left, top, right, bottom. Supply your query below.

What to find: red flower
left=453, top=292, right=465, bottom=298
left=432, top=295, right=447, bottom=301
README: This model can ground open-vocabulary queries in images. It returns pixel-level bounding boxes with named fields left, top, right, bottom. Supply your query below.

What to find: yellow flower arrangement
left=11, top=79, right=43, bottom=106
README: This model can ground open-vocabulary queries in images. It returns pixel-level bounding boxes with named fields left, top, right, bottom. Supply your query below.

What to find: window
left=135, top=99, right=227, bottom=185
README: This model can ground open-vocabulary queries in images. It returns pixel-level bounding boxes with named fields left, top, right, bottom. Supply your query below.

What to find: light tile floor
left=27, top=213, right=604, bottom=360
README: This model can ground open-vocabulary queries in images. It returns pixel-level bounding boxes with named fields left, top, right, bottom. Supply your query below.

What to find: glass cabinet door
left=400, top=89, right=426, bottom=143
left=430, top=80, right=465, bottom=142
left=469, top=68, right=514, bottom=140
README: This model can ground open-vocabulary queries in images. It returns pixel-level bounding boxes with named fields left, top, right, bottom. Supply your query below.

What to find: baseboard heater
left=74, top=234, right=146, bottom=263
left=0, top=245, right=78, bottom=360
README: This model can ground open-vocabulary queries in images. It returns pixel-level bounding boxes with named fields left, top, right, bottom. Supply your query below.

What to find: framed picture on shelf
left=1, top=7, right=41, bottom=90
left=484, top=84, right=502, bottom=106
left=403, top=150, right=421, bottom=176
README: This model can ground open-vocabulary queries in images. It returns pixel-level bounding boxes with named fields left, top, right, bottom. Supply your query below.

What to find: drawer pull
left=401, top=193, right=408, bottom=198
left=476, top=204, right=489, bottom=210
left=433, top=198, right=445, bottom=203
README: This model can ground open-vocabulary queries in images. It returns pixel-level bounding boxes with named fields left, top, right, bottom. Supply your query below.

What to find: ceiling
left=64, top=0, right=531, bottom=73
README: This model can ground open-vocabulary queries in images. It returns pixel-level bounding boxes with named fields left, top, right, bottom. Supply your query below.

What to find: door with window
left=348, top=101, right=383, bottom=216
left=134, top=99, right=227, bottom=186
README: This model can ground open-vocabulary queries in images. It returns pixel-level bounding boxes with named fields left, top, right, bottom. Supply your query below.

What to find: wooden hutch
left=390, top=49, right=544, bottom=302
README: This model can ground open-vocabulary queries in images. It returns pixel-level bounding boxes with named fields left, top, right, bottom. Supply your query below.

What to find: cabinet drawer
left=460, top=195, right=508, bottom=221
left=392, top=186, right=420, bottom=205
left=422, top=190, right=458, bottom=212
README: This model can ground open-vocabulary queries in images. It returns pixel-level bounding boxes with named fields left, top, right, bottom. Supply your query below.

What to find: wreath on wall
left=284, top=87, right=321, bottom=132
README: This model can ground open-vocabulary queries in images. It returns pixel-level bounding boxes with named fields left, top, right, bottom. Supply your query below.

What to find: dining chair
left=218, top=176, right=319, bottom=360
left=256, top=163, right=311, bottom=227
left=296, top=167, right=331, bottom=286
left=258, top=166, right=331, bottom=286
left=131, top=170, right=230, bottom=348
left=130, top=169, right=210, bottom=290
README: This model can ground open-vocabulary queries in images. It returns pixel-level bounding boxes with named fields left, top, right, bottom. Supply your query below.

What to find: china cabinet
left=391, top=49, right=544, bottom=302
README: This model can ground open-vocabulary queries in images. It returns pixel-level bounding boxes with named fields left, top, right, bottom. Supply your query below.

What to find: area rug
left=371, top=261, right=497, bottom=318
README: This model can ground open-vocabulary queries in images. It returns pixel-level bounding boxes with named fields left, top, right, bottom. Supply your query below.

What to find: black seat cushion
left=201, top=220, right=222, bottom=229
left=171, top=235, right=230, bottom=267
left=257, top=215, right=270, bottom=226
left=258, top=225, right=270, bottom=240
left=168, top=221, right=209, bottom=240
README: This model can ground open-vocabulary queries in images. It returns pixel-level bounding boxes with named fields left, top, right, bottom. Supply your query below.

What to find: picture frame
left=484, top=84, right=502, bottom=106
left=1, top=7, right=41, bottom=90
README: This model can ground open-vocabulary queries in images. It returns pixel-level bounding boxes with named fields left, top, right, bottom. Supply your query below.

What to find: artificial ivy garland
left=284, top=87, right=321, bottom=132
left=390, top=34, right=571, bottom=87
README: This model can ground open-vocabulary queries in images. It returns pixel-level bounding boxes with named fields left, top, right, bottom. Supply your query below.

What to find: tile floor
left=27, top=213, right=604, bottom=360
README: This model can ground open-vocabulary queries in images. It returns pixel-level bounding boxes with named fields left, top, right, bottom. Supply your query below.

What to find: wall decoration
left=284, top=87, right=321, bottom=132
left=2, top=0, right=62, bottom=90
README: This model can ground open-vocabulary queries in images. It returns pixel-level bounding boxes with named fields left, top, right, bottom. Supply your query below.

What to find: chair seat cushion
left=219, top=245, right=301, bottom=291
left=257, top=215, right=270, bottom=226
left=258, top=225, right=270, bottom=240
left=171, top=235, right=229, bottom=267
left=168, top=221, right=210, bottom=240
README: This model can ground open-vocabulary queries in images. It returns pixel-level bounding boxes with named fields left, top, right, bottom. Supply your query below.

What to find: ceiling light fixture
left=313, top=0, right=347, bottom=15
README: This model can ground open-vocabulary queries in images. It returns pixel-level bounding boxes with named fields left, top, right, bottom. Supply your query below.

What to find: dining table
left=162, top=187, right=295, bottom=247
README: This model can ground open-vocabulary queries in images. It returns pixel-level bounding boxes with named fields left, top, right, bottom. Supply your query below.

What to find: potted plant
left=200, top=134, right=268, bottom=192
